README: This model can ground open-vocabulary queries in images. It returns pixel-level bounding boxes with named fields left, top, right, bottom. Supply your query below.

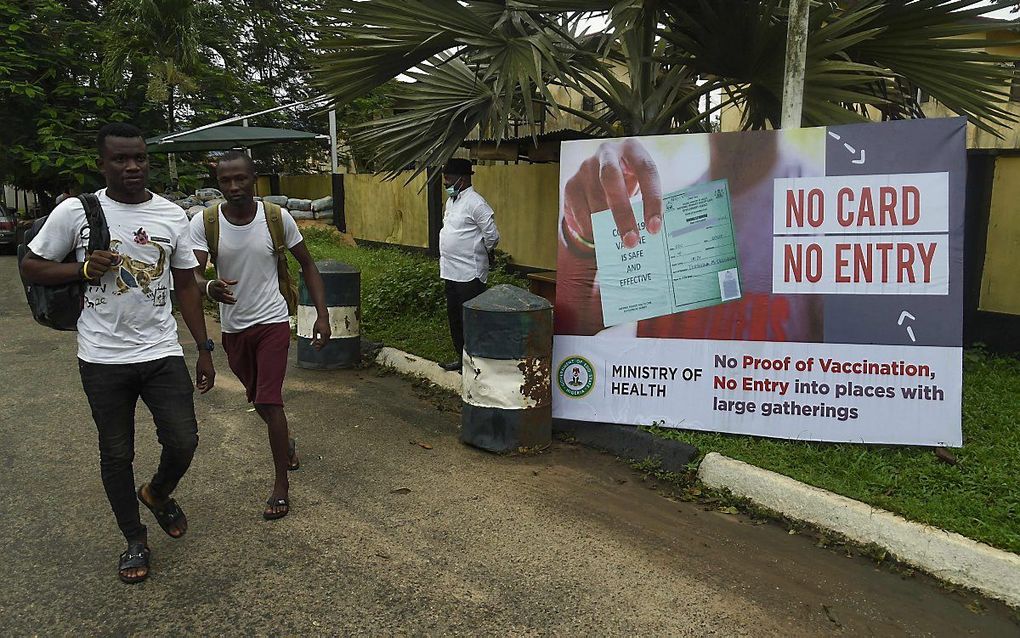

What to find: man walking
left=190, top=151, right=330, bottom=521
left=438, top=158, right=500, bottom=372
left=21, top=122, right=214, bottom=584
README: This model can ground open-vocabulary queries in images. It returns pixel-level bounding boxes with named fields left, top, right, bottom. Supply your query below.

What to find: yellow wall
left=344, top=172, right=429, bottom=248
left=337, top=165, right=560, bottom=267
left=255, top=176, right=271, bottom=197
left=981, top=156, right=1020, bottom=314
left=472, top=163, right=560, bottom=271
left=279, top=174, right=332, bottom=201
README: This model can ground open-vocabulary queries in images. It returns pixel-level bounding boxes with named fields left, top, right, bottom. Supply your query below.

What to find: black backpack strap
left=78, top=194, right=110, bottom=253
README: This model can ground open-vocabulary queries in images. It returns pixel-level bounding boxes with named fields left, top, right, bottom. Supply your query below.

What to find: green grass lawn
left=297, top=226, right=1020, bottom=555
left=295, top=226, right=526, bottom=363
left=648, top=346, right=1020, bottom=554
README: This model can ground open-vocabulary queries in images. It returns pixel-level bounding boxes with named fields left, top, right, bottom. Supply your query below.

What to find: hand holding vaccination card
left=593, top=179, right=742, bottom=327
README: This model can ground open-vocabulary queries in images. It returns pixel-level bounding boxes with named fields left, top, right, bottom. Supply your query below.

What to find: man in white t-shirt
left=190, top=150, right=330, bottom=521
left=21, top=122, right=215, bottom=585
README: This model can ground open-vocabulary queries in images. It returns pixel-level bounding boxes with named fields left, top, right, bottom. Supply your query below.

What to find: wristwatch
left=197, top=339, right=215, bottom=353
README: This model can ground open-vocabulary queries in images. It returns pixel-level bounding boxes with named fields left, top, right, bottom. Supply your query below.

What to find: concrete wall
left=344, top=172, right=429, bottom=248
left=980, top=156, right=1020, bottom=315
left=473, top=163, right=560, bottom=271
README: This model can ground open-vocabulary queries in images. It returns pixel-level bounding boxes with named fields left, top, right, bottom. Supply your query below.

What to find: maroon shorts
left=221, top=322, right=291, bottom=406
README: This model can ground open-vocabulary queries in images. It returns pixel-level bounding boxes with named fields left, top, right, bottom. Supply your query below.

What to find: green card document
left=593, top=179, right=742, bottom=327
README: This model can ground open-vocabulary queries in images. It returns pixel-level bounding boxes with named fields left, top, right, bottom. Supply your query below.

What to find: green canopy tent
left=145, top=125, right=323, bottom=153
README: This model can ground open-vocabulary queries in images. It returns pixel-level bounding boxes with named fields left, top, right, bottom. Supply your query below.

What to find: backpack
left=202, top=201, right=298, bottom=315
left=17, top=194, right=111, bottom=331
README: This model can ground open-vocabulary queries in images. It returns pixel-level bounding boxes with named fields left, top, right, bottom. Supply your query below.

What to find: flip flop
left=264, top=496, right=290, bottom=520
left=137, top=484, right=187, bottom=538
left=118, top=542, right=150, bottom=584
left=288, top=438, right=300, bottom=471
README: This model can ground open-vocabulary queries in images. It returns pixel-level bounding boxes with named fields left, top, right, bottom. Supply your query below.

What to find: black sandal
left=263, top=497, right=290, bottom=520
left=118, top=542, right=150, bottom=584
left=287, top=438, right=300, bottom=471
left=137, top=485, right=187, bottom=538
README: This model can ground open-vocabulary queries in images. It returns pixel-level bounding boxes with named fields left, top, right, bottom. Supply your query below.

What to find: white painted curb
left=698, top=452, right=1020, bottom=608
left=376, top=347, right=460, bottom=393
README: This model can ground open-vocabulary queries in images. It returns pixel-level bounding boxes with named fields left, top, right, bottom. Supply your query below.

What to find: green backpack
left=202, top=201, right=298, bottom=315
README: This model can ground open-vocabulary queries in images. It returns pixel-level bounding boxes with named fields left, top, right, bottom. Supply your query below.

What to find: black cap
left=442, top=158, right=474, bottom=175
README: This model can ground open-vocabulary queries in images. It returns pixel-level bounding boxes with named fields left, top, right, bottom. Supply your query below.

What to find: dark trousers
left=78, top=356, right=199, bottom=542
left=444, top=278, right=486, bottom=357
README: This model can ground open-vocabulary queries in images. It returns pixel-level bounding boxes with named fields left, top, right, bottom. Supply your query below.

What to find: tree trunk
left=167, top=85, right=176, bottom=133
left=167, top=86, right=179, bottom=188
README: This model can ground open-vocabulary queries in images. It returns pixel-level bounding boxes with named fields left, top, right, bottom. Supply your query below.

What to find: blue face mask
left=445, top=178, right=462, bottom=198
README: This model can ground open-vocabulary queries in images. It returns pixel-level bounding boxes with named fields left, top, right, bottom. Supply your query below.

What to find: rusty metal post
left=460, top=285, right=553, bottom=453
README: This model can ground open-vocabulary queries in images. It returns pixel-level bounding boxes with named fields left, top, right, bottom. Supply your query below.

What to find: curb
left=376, top=347, right=461, bottom=393
left=698, top=452, right=1020, bottom=608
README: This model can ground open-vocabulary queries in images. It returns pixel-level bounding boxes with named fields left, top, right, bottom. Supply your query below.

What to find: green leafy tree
left=313, top=0, right=1018, bottom=177
left=101, top=0, right=241, bottom=133
left=0, top=0, right=127, bottom=205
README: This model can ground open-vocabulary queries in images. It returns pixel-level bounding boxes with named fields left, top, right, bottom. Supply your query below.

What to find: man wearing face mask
left=438, top=158, right=500, bottom=372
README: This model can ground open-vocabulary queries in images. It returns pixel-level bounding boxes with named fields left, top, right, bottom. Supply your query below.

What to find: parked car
left=0, top=200, right=17, bottom=253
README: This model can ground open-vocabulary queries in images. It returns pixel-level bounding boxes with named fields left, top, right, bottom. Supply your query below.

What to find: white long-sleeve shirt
left=439, top=186, right=500, bottom=282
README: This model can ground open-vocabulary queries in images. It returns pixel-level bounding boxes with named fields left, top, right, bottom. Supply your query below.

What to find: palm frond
left=316, top=0, right=1020, bottom=174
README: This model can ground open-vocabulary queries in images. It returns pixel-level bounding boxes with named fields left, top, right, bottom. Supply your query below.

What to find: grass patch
left=644, top=346, right=1020, bottom=554
left=294, top=227, right=1019, bottom=554
left=294, top=226, right=527, bottom=363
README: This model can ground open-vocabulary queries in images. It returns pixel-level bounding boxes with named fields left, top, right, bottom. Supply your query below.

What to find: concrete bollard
left=297, top=261, right=361, bottom=369
left=461, top=284, right=553, bottom=453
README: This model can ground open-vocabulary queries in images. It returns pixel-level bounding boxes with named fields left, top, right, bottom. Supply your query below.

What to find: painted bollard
left=461, top=284, right=553, bottom=453
left=297, top=261, right=360, bottom=369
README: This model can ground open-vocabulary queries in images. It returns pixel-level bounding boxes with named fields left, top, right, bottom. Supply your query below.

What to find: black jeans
left=78, top=356, right=199, bottom=542
left=444, top=278, right=487, bottom=358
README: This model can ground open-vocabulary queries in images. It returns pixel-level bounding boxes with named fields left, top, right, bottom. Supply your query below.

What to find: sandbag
left=311, top=196, right=333, bottom=212
left=195, top=188, right=224, bottom=202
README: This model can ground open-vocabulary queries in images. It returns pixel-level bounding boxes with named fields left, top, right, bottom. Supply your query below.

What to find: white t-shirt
left=28, top=189, right=198, bottom=364
left=189, top=203, right=303, bottom=333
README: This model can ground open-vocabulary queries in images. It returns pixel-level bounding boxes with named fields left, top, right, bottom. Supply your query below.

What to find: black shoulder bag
left=17, top=194, right=111, bottom=331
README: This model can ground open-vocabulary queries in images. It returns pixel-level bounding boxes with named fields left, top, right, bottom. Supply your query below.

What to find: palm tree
left=102, top=0, right=237, bottom=133
left=313, top=0, right=1018, bottom=178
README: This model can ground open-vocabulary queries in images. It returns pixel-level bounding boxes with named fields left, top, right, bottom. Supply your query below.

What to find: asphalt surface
left=0, top=253, right=1017, bottom=636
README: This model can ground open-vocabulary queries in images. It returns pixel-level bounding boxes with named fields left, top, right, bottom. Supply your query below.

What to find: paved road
left=0, top=254, right=1016, bottom=636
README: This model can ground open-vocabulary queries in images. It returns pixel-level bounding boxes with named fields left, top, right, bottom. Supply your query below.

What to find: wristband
left=82, top=261, right=92, bottom=280
left=205, top=280, right=214, bottom=298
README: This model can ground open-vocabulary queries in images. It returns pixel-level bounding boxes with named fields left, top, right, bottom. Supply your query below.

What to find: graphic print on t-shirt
left=97, top=237, right=169, bottom=307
